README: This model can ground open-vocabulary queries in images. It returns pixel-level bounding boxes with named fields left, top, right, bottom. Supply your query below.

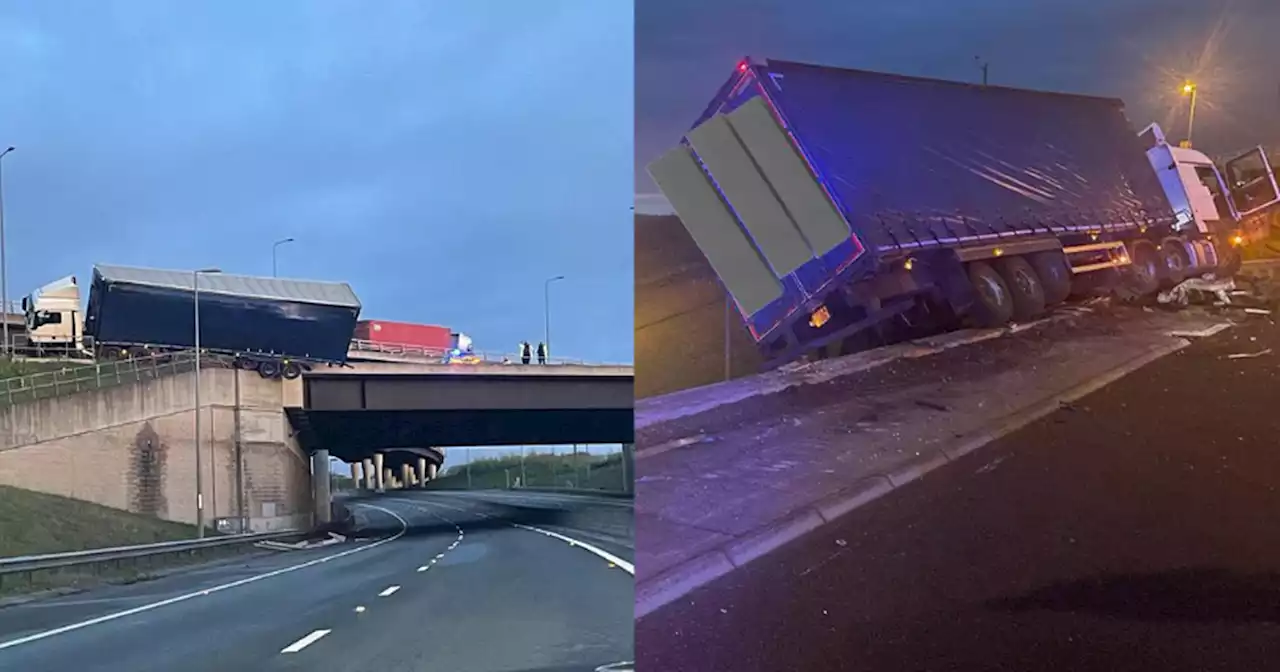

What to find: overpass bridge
left=285, top=362, right=634, bottom=498
left=0, top=337, right=632, bottom=530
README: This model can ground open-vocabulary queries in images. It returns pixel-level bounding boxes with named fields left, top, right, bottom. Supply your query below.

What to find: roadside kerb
left=635, top=334, right=1196, bottom=619
left=636, top=305, right=1098, bottom=434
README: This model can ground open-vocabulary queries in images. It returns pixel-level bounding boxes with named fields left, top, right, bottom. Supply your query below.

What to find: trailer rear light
left=738, top=61, right=749, bottom=72
left=809, top=305, right=831, bottom=329
left=1232, top=234, right=1244, bottom=246
left=903, top=258, right=915, bottom=271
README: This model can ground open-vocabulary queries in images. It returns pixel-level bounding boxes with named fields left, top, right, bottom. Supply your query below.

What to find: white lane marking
left=399, top=496, right=635, bottom=576
left=378, top=585, right=400, bottom=597
left=417, top=565, right=429, bottom=572
left=281, top=629, right=331, bottom=653
left=0, top=503, right=409, bottom=652
left=513, top=523, right=635, bottom=576
left=435, top=553, right=445, bottom=560
left=354, top=606, right=366, bottom=613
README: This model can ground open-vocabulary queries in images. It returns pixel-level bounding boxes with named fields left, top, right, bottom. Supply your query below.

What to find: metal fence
left=0, top=338, right=629, bottom=408
left=347, top=338, right=625, bottom=367
left=431, top=447, right=632, bottom=495
left=0, top=530, right=301, bottom=591
left=0, top=352, right=232, bottom=408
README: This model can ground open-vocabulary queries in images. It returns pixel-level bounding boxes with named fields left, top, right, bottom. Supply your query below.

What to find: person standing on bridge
left=536, top=341, right=547, bottom=365
left=520, top=341, right=532, bottom=365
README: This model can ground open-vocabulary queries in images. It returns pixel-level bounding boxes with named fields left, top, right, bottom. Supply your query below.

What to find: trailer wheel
left=282, top=361, right=302, bottom=380
left=1124, top=241, right=1161, bottom=296
left=258, top=360, right=282, bottom=379
left=966, top=261, right=1014, bottom=327
left=1159, top=239, right=1190, bottom=287
left=1027, top=250, right=1071, bottom=306
left=995, top=256, right=1047, bottom=321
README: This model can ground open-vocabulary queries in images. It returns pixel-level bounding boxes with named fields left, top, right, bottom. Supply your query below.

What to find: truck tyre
left=1027, top=250, right=1071, bottom=306
left=258, top=360, right=282, bottom=379
left=966, top=261, right=1014, bottom=327
left=282, top=361, right=302, bottom=380
left=1159, top=239, right=1190, bottom=287
left=1124, top=241, right=1161, bottom=296
left=994, top=255, right=1047, bottom=321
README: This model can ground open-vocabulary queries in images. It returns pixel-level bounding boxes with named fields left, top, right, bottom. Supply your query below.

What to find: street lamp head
left=0, top=147, right=12, bottom=157
left=1182, top=82, right=1196, bottom=95
left=276, top=237, right=295, bottom=245
left=196, top=267, right=221, bottom=274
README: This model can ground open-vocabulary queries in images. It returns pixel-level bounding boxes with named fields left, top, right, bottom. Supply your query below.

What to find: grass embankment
left=0, top=485, right=196, bottom=558
left=427, top=452, right=629, bottom=493
left=0, top=485, right=225, bottom=597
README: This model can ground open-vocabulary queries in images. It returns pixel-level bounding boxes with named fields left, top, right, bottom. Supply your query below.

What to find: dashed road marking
left=281, top=629, right=331, bottom=654
left=417, top=565, right=429, bottom=572
left=378, top=585, right=401, bottom=597
left=396, top=495, right=634, bottom=576
left=0, top=504, right=409, bottom=653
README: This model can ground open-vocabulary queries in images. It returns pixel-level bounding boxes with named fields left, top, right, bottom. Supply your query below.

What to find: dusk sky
left=636, top=0, right=1280, bottom=213
left=0, top=0, right=634, bottom=364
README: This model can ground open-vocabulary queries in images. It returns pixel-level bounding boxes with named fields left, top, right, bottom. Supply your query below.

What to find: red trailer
left=353, top=320, right=452, bottom=352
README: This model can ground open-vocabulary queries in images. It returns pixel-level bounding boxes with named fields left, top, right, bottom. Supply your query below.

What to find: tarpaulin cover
left=86, top=264, right=361, bottom=362
left=712, top=59, right=1178, bottom=252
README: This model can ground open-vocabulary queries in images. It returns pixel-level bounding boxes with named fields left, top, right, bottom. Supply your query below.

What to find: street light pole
left=272, top=238, right=295, bottom=278
left=0, top=147, right=15, bottom=358
left=1183, top=81, right=1198, bottom=147
left=543, top=275, right=565, bottom=361
left=193, top=267, right=221, bottom=538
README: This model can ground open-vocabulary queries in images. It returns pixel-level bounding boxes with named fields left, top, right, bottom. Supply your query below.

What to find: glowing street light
left=1181, top=81, right=1198, bottom=148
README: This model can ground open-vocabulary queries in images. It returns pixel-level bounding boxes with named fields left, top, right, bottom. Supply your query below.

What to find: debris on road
left=915, top=399, right=950, bottom=412
left=1157, top=276, right=1236, bottom=307
left=1226, top=349, right=1272, bottom=360
left=1168, top=323, right=1233, bottom=339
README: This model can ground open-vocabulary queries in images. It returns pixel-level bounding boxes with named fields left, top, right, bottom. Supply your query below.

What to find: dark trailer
left=86, top=264, right=362, bottom=378
left=648, top=58, right=1192, bottom=366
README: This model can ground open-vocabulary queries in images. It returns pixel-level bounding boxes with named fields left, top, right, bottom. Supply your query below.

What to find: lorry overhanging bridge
left=284, top=364, right=634, bottom=461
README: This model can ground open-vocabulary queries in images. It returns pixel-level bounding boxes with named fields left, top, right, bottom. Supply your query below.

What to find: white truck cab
left=21, top=275, right=88, bottom=355
left=1140, top=122, right=1280, bottom=239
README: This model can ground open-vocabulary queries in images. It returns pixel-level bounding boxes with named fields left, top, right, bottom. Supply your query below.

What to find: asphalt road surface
left=0, top=490, right=634, bottom=672
left=637, top=315, right=1280, bottom=671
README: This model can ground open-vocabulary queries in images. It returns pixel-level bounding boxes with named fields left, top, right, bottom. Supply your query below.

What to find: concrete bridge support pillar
left=417, top=457, right=429, bottom=488
left=311, top=449, right=332, bottom=526
left=385, top=469, right=395, bottom=489
left=374, top=453, right=386, bottom=492
left=427, top=463, right=438, bottom=481
left=349, top=463, right=361, bottom=490
left=401, top=464, right=411, bottom=489
left=362, top=458, right=375, bottom=490
left=621, top=443, right=634, bottom=495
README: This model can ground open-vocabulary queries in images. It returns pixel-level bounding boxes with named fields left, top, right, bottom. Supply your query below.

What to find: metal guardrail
left=0, top=529, right=302, bottom=589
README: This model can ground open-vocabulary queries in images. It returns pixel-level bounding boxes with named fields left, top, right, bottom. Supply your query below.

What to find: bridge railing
left=347, top=338, right=625, bottom=367
left=0, top=352, right=234, bottom=408
left=0, top=529, right=303, bottom=593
